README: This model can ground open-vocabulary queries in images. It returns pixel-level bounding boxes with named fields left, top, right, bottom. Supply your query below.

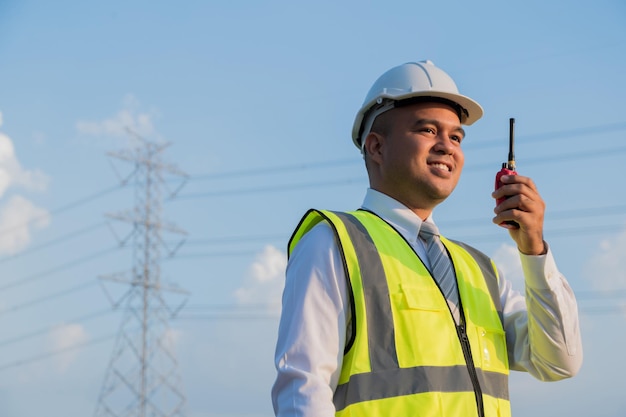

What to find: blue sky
left=1, top=1, right=625, bottom=416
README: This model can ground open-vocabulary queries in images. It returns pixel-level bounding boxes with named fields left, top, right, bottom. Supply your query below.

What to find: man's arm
left=494, top=173, right=583, bottom=379
left=272, top=222, right=348, bottom=417
left=500, top=248, right=583, bottom=380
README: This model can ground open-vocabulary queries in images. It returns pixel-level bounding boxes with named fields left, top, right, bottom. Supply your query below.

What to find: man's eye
left=451, top=135, right=463, bottom=143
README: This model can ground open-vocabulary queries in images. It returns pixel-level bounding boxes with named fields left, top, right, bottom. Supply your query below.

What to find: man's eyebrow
left=413, top=118, right=466, bottom=137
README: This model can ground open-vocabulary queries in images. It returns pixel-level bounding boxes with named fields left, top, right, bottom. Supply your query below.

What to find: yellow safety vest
left=289, top=209, right=511, bottom=417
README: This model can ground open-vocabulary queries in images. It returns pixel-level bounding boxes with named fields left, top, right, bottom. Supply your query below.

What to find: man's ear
left=364, top=132, right=385, bottom=164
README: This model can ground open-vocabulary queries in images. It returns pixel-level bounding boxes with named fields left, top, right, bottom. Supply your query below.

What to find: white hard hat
left=352, top=60, right=483, bottom=150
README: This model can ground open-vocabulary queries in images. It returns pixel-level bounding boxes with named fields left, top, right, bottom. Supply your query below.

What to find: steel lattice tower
left=95, top=136, right=188, bottom=417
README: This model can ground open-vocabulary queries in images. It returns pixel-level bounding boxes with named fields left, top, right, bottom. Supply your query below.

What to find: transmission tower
left=95, top=133, right=188, bottom=417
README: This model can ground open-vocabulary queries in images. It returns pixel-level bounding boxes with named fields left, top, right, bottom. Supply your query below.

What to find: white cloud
left=47, top=323, right=89, bottom=373
left=0, top=121, right=50, bottom=255
left=0, top=132, right=49, bottom=196
left=0, top=195, right=50, bottom=255
left=163, top=327, right=184, bottom=352
left=584, top=225, right=626, bottom=290
left=75, top=94, right=160, bottom=145
left=234, top=245, right=287, bottom=315
left=582, top=224, right=626, bottom=316
left=492, top=243, right=524, bottom=292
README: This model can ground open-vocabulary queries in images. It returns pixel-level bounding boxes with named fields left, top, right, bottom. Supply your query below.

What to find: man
left=272, top=60, right=582, bottom=417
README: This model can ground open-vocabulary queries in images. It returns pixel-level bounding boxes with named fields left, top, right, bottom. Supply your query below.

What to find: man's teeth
left=432, top=163, right=450, bottom=172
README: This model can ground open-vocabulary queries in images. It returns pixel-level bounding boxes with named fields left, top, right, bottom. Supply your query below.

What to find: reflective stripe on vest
left=288, top=209, right=511, bottom=417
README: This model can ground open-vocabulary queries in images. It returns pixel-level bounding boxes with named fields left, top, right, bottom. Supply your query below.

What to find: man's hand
left=492, top=174, right=547, bottom=255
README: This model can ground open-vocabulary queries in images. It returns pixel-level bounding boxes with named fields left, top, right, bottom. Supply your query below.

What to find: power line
left=0, top=184, right=123, bottom=237
left=470, top=121, right=626, bottom=150
left=0, top=308, right=113, bottom=348
left=3, top=201, right=620, bottom=267
left=183, top=234, right=285, bottom=246
left=0, top=245, right=124, bottom=292
left=175, top=177, right=365, bottom=200
left=0, top=280, right=98, bottom=316
left=172, top=228, right=626, bottom=263
left=166, top=222, right=625, bottom=261
left=0, top=221, right=107, bottom=264
left=449, top=223, right=625, bottom=243
left=0, top=331, right=118, bottom=372
left=174, top=145, right=626, bottom=200
left=175, top=314, right=278, bottom=321
left=442, top=203, right=626, bottom=228
left=165, top=204, right=626, bottom=253
left=462, top=145, right=626, bottom=170
left=189, top=158, right=360, bottom=181
left=166, top=250, right=259, bottom=260
left=177, top=120, right=626, bottom=183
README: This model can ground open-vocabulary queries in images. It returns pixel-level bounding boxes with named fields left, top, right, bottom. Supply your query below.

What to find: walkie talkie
left=495, top=118, right=519, bottom=228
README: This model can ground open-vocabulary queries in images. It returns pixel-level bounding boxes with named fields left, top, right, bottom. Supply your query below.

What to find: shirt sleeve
left=272, top=222, right=347, bottom=417
left=500, top=244, right=583, bottom=380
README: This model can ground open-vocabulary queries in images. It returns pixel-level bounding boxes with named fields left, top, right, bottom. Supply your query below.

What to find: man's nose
left=434, top=134, right=455, bottom=154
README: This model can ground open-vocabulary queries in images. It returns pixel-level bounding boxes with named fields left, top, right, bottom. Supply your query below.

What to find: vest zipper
left=457, top=323, right=485, bottom=417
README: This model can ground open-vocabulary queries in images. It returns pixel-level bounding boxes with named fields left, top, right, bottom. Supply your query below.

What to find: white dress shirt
left=272, top=189, right=583, bottom=417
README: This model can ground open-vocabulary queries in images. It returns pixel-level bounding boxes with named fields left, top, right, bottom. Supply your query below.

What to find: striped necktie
left=419, top=222, right=461, bottom=323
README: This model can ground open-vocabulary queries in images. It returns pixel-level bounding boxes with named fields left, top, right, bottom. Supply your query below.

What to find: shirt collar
left=360, top=188, right=434, bottom=244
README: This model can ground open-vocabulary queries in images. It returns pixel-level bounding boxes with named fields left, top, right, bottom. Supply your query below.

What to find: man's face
left=367, top=102, right=466, bottom=214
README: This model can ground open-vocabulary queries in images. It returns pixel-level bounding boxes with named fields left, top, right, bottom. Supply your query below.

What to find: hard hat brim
left=352, top=90, right=483, bottom=149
